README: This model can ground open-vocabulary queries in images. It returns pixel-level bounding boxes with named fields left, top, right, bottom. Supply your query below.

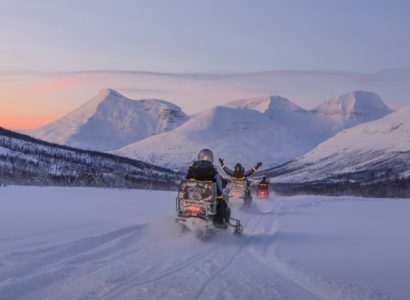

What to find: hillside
left=257, top=105, right=410, bottom=197
left=0, top=127, right=181, bottom=189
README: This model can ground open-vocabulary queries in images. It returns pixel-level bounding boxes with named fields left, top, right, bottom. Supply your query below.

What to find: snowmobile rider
left=218, top=159, right=262, bottom=180
left=260, top=176, right=269, bottom=184
left=219, top=159, right=262, bottom=201
left=186, top=149, right=230, bottom=227
left=258, top=176, right=269, bottom=190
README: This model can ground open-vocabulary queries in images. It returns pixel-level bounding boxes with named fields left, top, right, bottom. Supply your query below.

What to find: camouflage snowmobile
left=176, top=179, right=243, bottom=238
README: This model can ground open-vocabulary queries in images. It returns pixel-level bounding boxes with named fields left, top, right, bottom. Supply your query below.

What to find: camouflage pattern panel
left=177, top=180, right=216, bottom=203
left=229, top=180, right=248, bottom=199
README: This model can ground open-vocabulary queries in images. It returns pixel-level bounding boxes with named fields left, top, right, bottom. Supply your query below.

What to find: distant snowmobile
left=256, top=177, right=270, bottom=198
left=176, top=179, right=243, bottom=239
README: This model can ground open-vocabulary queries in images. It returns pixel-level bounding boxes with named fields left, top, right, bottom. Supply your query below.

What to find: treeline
left=0, top=127, right=182, bottom=190
left=257, top=150, right=410, bottom=198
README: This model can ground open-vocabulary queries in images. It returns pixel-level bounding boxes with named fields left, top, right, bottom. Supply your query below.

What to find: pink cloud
left=20, top=76, right=84, bottom=98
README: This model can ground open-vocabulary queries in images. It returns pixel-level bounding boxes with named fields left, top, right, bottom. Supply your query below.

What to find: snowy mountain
left=226, top=95, right=336, bottom=141
left=258, top=105, right=410, bottom=197
left=24, top=89, right=190, bottom=151
left=227, top=92, right=392, bottom=132
left=226, top=95, right=306, bottom=115
left=115, top=104, right=322, bottom=171
left=0, top=127, right=181, bottom=189
left=311, top=91, right=393, bottom=131
left=115, top=93, right=393, bottom=171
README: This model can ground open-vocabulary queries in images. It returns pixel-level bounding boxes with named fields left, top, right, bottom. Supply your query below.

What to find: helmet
left=235, top=163, right=243, bottom=172
left=262, top=176, right=267, bottom=181
left=197, top=148, right=214, bottom=163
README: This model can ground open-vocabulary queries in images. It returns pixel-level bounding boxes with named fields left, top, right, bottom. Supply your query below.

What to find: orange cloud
left=0, top=113, right=59, bottom=130
left=21, top=76, right=83, bottom=98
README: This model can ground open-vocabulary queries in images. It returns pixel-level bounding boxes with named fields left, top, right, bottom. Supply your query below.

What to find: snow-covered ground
left=1, top=186, right=409, bottom=300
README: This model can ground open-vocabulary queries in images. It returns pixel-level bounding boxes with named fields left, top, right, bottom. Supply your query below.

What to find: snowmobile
left=228, top=179, right=252, bottom=204
left=256, top=182, right=270, bottom=198
left=176, top=179, right=243, bottom=238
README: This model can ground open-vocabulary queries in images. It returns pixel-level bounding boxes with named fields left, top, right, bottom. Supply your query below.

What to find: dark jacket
left=186, top=160, right=223, bottom=196
left=260, top=178, right=269, bottom=184
left=221, top=164, right=258, bottom=180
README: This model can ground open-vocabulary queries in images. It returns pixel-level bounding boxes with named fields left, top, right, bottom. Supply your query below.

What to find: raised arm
left=218, top=158, right=235, bottom=177
left=244, top=162, right=262, bottom=177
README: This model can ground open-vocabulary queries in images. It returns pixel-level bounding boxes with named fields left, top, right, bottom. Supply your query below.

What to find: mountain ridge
left=114, top=90, right=393, bottom=170
left=24, top=89, right=190, bottom=151
left=311, top=90, right=393, bottom=130
left=257, top=104, right=410, bottom=188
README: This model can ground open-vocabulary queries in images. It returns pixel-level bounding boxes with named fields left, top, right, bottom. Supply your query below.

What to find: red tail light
left=258, top=190, right=268, bottom=197
left=186, top=206, right=201, bottom=213
left=231, top=191, right=242, bottom=198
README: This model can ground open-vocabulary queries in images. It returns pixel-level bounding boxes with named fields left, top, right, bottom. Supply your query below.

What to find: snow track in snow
left=0, top=187, right=403, bottom=300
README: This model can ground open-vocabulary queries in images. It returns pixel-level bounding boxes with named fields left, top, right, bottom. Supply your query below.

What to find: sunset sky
left=1, top=0, right=410, bottom=129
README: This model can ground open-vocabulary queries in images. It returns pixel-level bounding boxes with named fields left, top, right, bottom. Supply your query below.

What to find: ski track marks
left=0, top=196, right=394, bottom=300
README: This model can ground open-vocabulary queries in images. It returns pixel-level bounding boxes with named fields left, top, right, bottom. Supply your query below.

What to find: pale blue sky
left=2, top=0, right=410, bottom=129
left=1, top=0, right=409, bottom=73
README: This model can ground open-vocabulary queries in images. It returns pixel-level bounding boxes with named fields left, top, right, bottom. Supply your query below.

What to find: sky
left=1, top=0, right=410, bottom=129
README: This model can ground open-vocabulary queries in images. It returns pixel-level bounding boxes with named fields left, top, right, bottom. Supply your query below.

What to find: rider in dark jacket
left=186, top=149, right=230, bottom=226
left=260, top=176, right=269, bottom=184
left=218, top=159, right=262, bottom=201
left=218, top=159, right=262, bottom=180
left=258, top=176, right=270, bottom=190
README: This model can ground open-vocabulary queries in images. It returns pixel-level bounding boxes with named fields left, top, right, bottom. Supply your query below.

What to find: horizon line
left=2, top=67, right=410, bottom=78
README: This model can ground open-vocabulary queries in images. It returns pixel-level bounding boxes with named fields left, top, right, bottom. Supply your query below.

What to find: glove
left=218, top=158, right=224, bottom=166
left=255, top=162, right=262, bottom=169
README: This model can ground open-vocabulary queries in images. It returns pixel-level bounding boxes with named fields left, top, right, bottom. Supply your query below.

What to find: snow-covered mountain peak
left=158, top=105, right=269, bottom=135
left=66, top=88, right=130, bottom=121
left=311, top=91, right=393, bottom=130
left=85, top=88, right=127, bottom=106
left=115, top=90, right=396, bottom=170
left=114, top=104, right=323, bottom=170
left=313, top=91, right=392, bottom=117
left=75, top=88, right=185, bottom=116
left=193, top=105, right=261, bottom=122
left=24, top=89, right=190, bottom=151
left=226, top=95, right=305, bottom=114
left=97, top=88, right=124, bottom=99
